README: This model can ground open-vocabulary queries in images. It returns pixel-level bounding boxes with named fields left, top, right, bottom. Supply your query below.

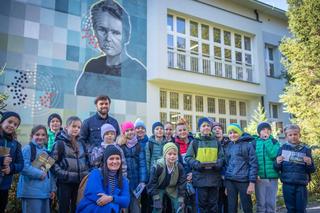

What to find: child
left=17, top=125, right=56, bottom=213
left=164, top=122, right=174, bottom=143
left=47, top=113, right=62, bottom=152
left=134, top=119, right=148, bottom=150
left=77, top=145, right=130, bottom=213
left=274, top=124, right=316, bottom=213
left=254, top=122, right=280, bottom=213
left=146, top=122, right=167, bottom=174
left=118, top=121, right=147, bottom=212
left=185, top=117, right=224, bottom=213
left=51, top=116, right=90, bottom=213
left=147, top=142, right=186, bottom=213
left=90, top=123, right=127, bottom=177
left=224, top=123, right=257, bottom=213
left=0, top=111, right=24, bottom=212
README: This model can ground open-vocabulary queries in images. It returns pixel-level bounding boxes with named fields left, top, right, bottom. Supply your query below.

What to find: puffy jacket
left=185, top=134, right=223, bottom=187
left=274, top=143, right=316, bottom=185
left=224, top=133, right=258, bottom=183
left=51, top=130, right=90, bottom=184
left=145, top=136, right=167, bottom=173
left=0, top=135, right=24, bottom=190
left=120, top=143, right=147, bottom=190
left=17, top=141, right=56, bottom=199
left=79, top=113, right=120, bottom=153
left=254, top=135, right=280, bottom=179
left=217, top=136, right=231, bottom=176
left=138, top=135, right=149, bottom=151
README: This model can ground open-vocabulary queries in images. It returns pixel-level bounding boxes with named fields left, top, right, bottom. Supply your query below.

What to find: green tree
left=280, top=0, right=320, bottom=145
left=245, top=102, right=267, bottom=135
left=0, top=63, right=8, bottom=110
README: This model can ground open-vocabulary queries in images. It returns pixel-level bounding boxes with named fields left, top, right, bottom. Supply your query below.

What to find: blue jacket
left=120, top=143, right=147, bottom=190
left=0, top=136, right=24, bottom=190
left=76, top=169, right=130, bottom=213
left=79, top=113, right=120, bottom=152
left=274, top=143, right=316, bottom=185
left=17, top=141, right=56, bottom=199
left=224, top=133, right=258, bottom=183
left=138, top=135, right=149, bottom=151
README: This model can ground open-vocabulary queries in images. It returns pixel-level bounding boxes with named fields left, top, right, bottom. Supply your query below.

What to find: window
left=195, top=96, right=203, bottom=112
left=225, top=49, right=232, bottom=62
left=167, top=35, right=173, bottom=48
left=214, top=46, right=221, bottom=59
left=219, top=118, right=226, bottom=132
left=236, top=51, right=242, bottom=64
left=183, top=94, right=192, bottom=111
left=270, top=103, right=279, bottom=119
left=201, top=24, right=209, bottom=40
left=224, top=31, right=231, bottom=46
left=184, top=114, right=193, bottom=131
left=177, top=17, right=185, bottom=34
left=244, top=36, right=251, bottom=51
left=170, top=92, right=179, bottom=109
left=190, top=21, right=198, bottom=37
left=240, top=120, right=247, bottom=129
left=235, top=34, right=242, bottom=49
left=213, top=28, right=221, bottom=43
left=170, top=112, right=180, bottom=128
left=218, top=99, right=226, bottom=114
left=160, top=112, right=167, bottom=124
left=167, top=15, right=173, bottom=31
left=160, top=90, right=167, bottom=108
left=239, top=102, right=246, bottom=116
left=229, top=100, right=237, bottom=115
left=230, top=119, right=237, bottom=124
left=202, top=43, right=210, bottom=56
left=177, top=37, right=186, bottom=50
left=207, top=97, right=215, bottom=113
left=190, top=40, right=198, bottom=53
left=265, top=45, right=276, bottom=77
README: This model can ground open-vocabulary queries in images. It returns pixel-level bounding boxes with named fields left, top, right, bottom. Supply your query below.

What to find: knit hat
left=163, top=142, right=178, bottom=157
left=227, top=123, right=243, bottom=135
left=152, top=121, right=164, bottom=134
left=257, top=122, right=272, bottom=135
left=121, top=121, right=134, bottom=134
left=47, top=113, right=62, bottom=127
left=0, top=111, right=21, bottom=126
left=197, top=117, right=211, bottom=129
left=101, top=123, right=116, bottom=140
left=134, top=118, right=146, bottom=129
left=103, top=145, right=121, bottom=161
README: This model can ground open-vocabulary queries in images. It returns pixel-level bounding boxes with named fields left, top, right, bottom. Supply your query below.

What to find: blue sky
left=260, top=0, right=288, bottom=11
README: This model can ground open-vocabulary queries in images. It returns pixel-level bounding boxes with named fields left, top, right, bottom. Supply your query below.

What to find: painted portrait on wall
left=75, top=0, right=146, bottom=102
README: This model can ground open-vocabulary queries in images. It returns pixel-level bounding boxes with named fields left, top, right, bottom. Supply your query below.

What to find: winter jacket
left=138, top=135, right=149, bottom=151
left=274, top=143, right=316, bottom=185
left=147, top=158, right=186, bottom=202
left=46, top=128, right=62, bottom=152
left=79, top=113, right=120, bottom=153
left=120, top=143, right=147, bottom=190
left=17, top=141, right=56, bottom=199
left=254, top=135, right=280, bottom=179
left=185, top=134, right=223, bottom=187
left=51, top=130, right=90, bottom=184
left=0, top=135, right=24, bottom=190
left=174, top=134, right=193, bottom=173
left=217, top=136, right=231, bottom=176
left=76, top=168, right=130, bottom=213
left=145, top=136, right=167, bottom=173
left=224, top=133, right=258, bottom=183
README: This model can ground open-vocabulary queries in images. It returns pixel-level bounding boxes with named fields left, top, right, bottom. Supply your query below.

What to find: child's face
left=107, top=154, right=121, bottom=171
left=66, top=120, right=81, bottom=138
left=259, top=128, right=271, bottom=139
left=286, top=129, right=300, bottom=145
left=229, top=130, right=240, bottom=142
left=32, top=129, right=47, bottom=146
left=49, top=118, right=61, bottom=132
left=165, top=149, right=178, bottom=164
left=124, top=128, right=135, bottom=140
left=176, top=124, right=188, bottom=139
left=213, top=126, right=223, bottom=138
left=103, top=131, right=116, bottom=144
left=200, top=122, right=211, bottom=135
left=165, top=124, right=174, bottom=137
left=135, top=127, right=146, bottom=138
left=154, top=126, right=164, bottom=138
left=1, top=116, right=20, bottom=135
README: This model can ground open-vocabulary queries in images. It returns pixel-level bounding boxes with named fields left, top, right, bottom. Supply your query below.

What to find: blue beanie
left=134, top=118, right=146, bottom=129
left=257, top=122, right=271, bottom=135
left=152, top=121, right=163, bottom=133
left=227, top=123, right=243, bottom=135
left=0, top=111, right=21, bottom=127
left=197, top=117, right=211, bottom=129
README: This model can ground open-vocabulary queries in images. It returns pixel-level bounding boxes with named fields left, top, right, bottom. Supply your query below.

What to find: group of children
left=0, top=110, right=316, bottom=213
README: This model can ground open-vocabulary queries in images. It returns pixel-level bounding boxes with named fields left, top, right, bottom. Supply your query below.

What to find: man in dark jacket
left=79, top=95, right=120, bottom=153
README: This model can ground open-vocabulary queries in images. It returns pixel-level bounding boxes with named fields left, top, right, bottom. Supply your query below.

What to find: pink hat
left=121, top=121, right=134, bottom=134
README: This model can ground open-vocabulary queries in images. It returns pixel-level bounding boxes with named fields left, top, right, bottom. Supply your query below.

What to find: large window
left=167, top=14, right=254, bottom=83
left=270, top=103, right=279, bottom=119
left=265, top=45, right=276, bottom=77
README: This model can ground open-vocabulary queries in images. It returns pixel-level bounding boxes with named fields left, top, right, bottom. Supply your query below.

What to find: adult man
left=75, top=0, right=146, bottom=102
left=79, top=95, right=120, bottom=153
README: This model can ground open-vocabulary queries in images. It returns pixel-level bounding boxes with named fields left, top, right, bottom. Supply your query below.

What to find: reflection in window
left=202, top=43, right=210, bottom=56
left=170, top=92, right=179, bottom=109
left=201, top=24, right=209, bottom=40
left=235, top=34, right=242, bottom=49
left=190, top=40, right=198, bottom=53
left=190, top=21, right=198, bottom=37
left=224, top=31, right=231, bottom=46
left=245, top=54, right=252, bottom=65
left=244, top=36, right=251, bottom=51
left=167, top=34, right=173, bottom=48
left=225, top=49, right=231, bottom=62
left=214, top=46, right=221, bottom=59
left=177, top=37, right=186, bottom=50
left=236, top=51, right=242, bottom=64
left=183, top=94, right=192, bottom=111
left=214, top=28, right=221, bottom=43
left=167, top=15, right=173, bottom=31
left=177, top=17, right=185, bottom=34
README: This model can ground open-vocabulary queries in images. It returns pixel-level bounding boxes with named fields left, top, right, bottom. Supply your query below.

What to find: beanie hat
left=257, top=122, right=272, bottom=135
left=0, top=111, right=21, bottom=126
left=197, top=117, right=211, bottom=129
left=211, top=121, right=222, bottom=129
left=101, top=123, right=116, bottom=140
left=152, top=121, right=164, bottom=134
left=227, top=123, right=243, bottom=135
left=103, top=145, right=121, bottom=162
left=163, top=142, right=178, bottom=157
left=47, top=113, right=62, bottom=127
left=134, top=118, right=146, bottom=129
left=121, top=121, right=134, bottom=134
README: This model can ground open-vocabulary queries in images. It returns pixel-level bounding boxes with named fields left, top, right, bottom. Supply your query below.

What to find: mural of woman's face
left=94, top=11, right=123, bottom=57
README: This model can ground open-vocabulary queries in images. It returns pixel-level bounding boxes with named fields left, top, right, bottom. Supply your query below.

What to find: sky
left=260, top=0, right=288, bottom=11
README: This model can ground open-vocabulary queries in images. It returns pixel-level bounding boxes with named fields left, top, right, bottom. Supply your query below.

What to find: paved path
left=278, top=204, right=320, bottom=213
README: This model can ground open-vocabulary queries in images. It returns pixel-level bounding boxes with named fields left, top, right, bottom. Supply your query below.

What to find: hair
left=30, top=125, right=48, bottom=140
left=94, top=95, right=111, bottom=105
left=0, top=119, right=18, bottom=140
left=102, top=150, right=123, bottom=189
left=164, top=122, right=173, bottom=127
left=284, top=124, right=301, bottom=135
left=66, top=116, right=82, bottom=127
left=176, top=117, right=188, bottom=127
left=91, top=0, right=131, bottom=45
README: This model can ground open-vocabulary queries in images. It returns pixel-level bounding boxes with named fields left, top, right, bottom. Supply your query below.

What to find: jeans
left=283, top=183, right=307, bottom=213
left=57, top=183, right=79, bottom=213
left=196, top=186, right=219, bottom=213
left=225, top=180, right=252, bottom=213
left=255, top=179, right=278, bottom=213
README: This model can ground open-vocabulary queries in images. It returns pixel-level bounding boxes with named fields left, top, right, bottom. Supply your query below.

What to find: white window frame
left=265, top=45, right=276, bottom=77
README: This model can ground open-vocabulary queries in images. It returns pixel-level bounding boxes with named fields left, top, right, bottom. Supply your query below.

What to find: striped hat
left=227, top=123, right=243, bottom=135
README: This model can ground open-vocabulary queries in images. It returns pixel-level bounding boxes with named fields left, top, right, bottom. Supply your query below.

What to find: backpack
left=29, top=142, right=37, bottom=162
left=76, top=173, right=89, bottom=204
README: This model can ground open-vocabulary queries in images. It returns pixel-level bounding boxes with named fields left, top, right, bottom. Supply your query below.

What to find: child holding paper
left=274, top=124, right=315, bottom=213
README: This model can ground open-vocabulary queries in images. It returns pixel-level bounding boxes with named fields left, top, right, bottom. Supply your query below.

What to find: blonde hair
left=176, top=117, right=188, bottom=126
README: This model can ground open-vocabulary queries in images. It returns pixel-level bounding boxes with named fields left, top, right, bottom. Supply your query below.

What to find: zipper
left=263, top=143, right=267, bottom=178
left=76, top=149, right=81, bottom=182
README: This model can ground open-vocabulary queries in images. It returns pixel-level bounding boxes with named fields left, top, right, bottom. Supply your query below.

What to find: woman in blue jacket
left=77, top=145, right=130, bottom=213
left=17, top=125, right=56, bottom=213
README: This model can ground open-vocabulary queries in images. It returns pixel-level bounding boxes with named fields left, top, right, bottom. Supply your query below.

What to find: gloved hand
left=153, top=198, right=162, bottom=209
